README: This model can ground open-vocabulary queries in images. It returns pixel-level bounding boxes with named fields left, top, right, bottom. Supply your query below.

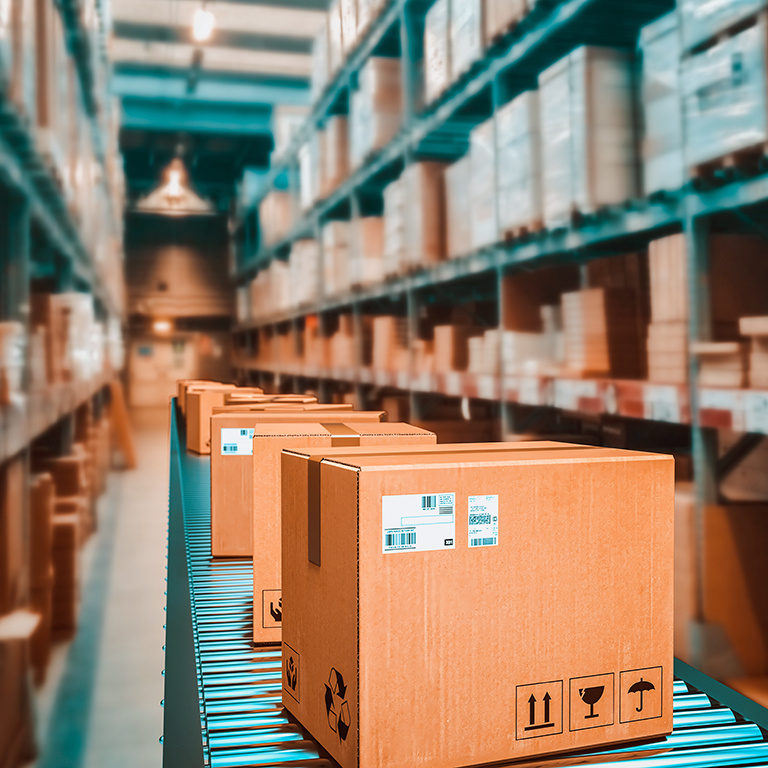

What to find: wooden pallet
left=502, top=219, right=544, bottom=242
left=689, top=142, right=768, bottom=184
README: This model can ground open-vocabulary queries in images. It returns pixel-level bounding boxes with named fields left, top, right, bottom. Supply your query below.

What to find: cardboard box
left=51, top=513, right=78, bottom=636
left=210, top=410, right=388, bottom=558
left=424, top=0, right=450, bottom=105
left=281, top=442, right=674, bottom=767
left=444, top=156, right=472, bottom=258
left=403, top=162, right=447, bottom=269
left=485, top=0, right=528, bottom=41
left=30, top=474, right=54, bottom=588
left=212, top=403, right=353, bottom=416
left=252, top=423, right=436, bottom=643
left=0, top=458, right=25, bottom=616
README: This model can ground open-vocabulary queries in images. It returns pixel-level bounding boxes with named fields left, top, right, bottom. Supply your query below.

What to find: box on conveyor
left=210, top=410, right=387, bottom=558
left=186, top=390, right=315, bottom=454
left=251, top=422, right=435, bottom=643
left=281, top=441, right=674, bottom=768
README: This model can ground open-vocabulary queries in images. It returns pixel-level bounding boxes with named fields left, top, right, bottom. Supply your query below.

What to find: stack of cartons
left=403, top=162, right=447, bottom=270
left=259, top=192, right=294, bottom=247
left=328, top=315, right=355, bottom=368
left=647, top=234, right=688, bottom=384
left=30, top=293, right=73, bottom=384
left=485, top=0, right=529, bottom=41
left=29, top=474, right=54, bottom=683
left=322, top=221, right=351, bottom=297
left=322, top=116, right=349, bottom=196
left=311, top=17, right=329, bottom=103
left=496, top=91, right=543, bottom=236
left=470, top=119, right=497, bottom=249
left=280, top=442, right=674, bottom=767
left=292, top=239, right=321, bottom=308
left=434, top=324, right=482, bottom=373
left=424, top=0, right=450, bottom=105
left=299, top=134, right=322, bottom=211
left=304, top=316, right=324, bottom=368
left=640, top=13, right=685, bottom=195
left=51, top=513, right=78, bottom=638
left=250, top=422, right=436, bottom=642
left=176, top=379, right=220, bottom=417
left=43, top=451, right=91, bottom=537
left=372, top=316, right=409, bottom=371
left=210, top=409, right=389, bottom=558
left=444, top=155, right=472, bottom=258
left=413, top=338, right=436, bottom=374
left=539, top=47, right=637, bottom=227
left=740, top=316, right=768, bottom=387
left=352, top=217, right=385, bottom=287
left=468, top=329, right=500, bottom=375
left=383, top=177, right=406, bottom=277
left=0, top=459, right=25, bottom=619
left=692, top=342, right=749, bottom=388
left=451, top=0, right=484, bottom=81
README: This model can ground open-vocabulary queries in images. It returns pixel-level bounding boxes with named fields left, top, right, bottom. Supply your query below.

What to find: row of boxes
left=188, top=379, right=675, bottom=768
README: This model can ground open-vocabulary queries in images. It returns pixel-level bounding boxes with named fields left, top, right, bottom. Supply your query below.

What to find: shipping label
left=468, top=495, right=498, bottom=548
left=382, top=493, right=455, bottom=553
left=221, top=427, right=254, bottom=456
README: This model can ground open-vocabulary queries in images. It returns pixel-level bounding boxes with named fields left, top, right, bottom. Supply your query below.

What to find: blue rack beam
left=165, top=400, right=768, bottom=768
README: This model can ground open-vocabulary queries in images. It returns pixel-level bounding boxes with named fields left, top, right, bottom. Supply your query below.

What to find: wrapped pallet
left=539, top=47, right=637, bottom=227
left=451, top=0, right=483, bottom=81
left=485, top=0, right=529, bottom=42
left=496, top=90, right=543, bottom=236
left=640, top=12, right=685, bottom=195
left=679, top=0, right=766, bottom=51
left=383, top=176, right=407, bottom=277
left=681, top=16, right=768, bottom=169
left=299, top=134, right=321, bottom=212
left=424, top=0, right=451, bottom=105
left=311, top=16, right=330, bottom=103
left=403, top=162, right=447, bottom=270
left=445, top=155, right=472, bottom=258
left=470, top=118, right=497, bottom=249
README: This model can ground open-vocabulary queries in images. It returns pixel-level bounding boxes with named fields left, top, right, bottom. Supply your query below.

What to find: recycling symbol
left=324, top=667, right=351, bottom=741
left=285, top=655, right=297, bottom=692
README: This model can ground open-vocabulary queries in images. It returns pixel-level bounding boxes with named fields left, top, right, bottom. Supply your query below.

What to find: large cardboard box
left=210, top=410, right=388, bottom=558
left=0, top=458, right=25, bottom=616
left=281, top=442, right=674, bottom=767
left=252, top=423, right=436, bottom=643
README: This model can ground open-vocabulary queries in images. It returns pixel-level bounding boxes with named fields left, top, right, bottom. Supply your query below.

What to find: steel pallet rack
left=164, top=400, right=768, bottom=768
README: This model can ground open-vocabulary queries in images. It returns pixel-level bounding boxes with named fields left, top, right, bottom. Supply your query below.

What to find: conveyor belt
left=166, top=404, right=768, bottom=768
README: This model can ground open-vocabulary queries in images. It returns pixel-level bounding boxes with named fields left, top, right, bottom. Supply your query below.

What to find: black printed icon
left=283, top=644, right=300, bottom=702
left=444, top=538, right=454, bottom=546
left=627, top=678, right=655, bottom=712
left=579, top=686, right=604, bottom=719
left=285, top=656, right=297, bottom=690
left=262, top=590, right=282, bottom=628
left=270, top=598, right=283, bottom=623
left=517, top=681, right=563, bottom=739
left=526, top=692, right=554, bottom=731
left=325, top=668, right=351, bottom=741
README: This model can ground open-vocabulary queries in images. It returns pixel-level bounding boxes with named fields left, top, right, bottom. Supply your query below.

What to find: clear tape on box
left=497, top=90, right=543, bottom=233
left=681, top=19, right=768, bottom=168
left=680, top=0, right=766, bottom=51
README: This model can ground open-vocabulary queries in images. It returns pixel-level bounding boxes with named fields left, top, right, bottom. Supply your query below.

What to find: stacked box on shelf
left=647, top=234, right=688, bottom=384
left=328, top=0, right=344, bottom=75
left=0, top=458, right=25, bottom=618
left=682, top=13, right=768, bottom=171
left=413, top=338, right=436, bottom=374
left=692, top=342, right=750, bottom=388
left=259, top=191, right=294, bottom=247
left=434, top=324, right=483, bottom=373
left=329, top=314, right=356, bottom=368
left=470, top=119, right=497, bottom=249
left=51, top=513, right=78, bottom=638
left=311, top=16, right=330, bottom=103
left=7, top=0, right=36, bottom=124
left=299, top=133, right=322, bottom=212
left=468, top=329, right=500, bottom=375
left=539, top=47, right=637, bottom=227
left=341, top=0, right=358, bottom=55
left=291, top=239, right=321, bottom=307
left=351, top=216, right=385, bottom=287
left=424, top=0, right=451, bottom=105
left=0, top=322, right=25, bottom=405
left=403, top=162, right=447, bottom=270
left=640, top=13, right=685, bottom=195
left=304, top=315, right=324, bottom=368
left=444, top=155, right=472, bottom=258
left=273, top=105, right=310, bottom=162
left=350, top=57, right=402, bottom=169
left=383, top=176, right=406, bottom=277
left=372, top=316, right=409, bottom=371
left=496, top=91, right=543, bottom=237
left=485, top=0, right=529, bottom=41
left=740, top=316, right=768, bottom=387
left=236, top=286, right=249, bottom=325
left=451, top=0, right=484, bottom=80
left=29, top=474, right=54, bottom=683
left=322, top=221, right=351, bottom=297
left=322, top=116, right=350, bottom=196
left=679, top=0, right=766, bottom=51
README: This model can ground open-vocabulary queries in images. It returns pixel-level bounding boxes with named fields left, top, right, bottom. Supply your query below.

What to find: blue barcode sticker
left=220, top=427, right=255, bottom=456
left=468, top=495, right=498, bottom=548
left=382, top=493, right=455, bottom=554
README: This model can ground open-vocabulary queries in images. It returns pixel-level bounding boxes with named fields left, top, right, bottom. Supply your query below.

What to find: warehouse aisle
left=35, top=408, right=169, bottom=768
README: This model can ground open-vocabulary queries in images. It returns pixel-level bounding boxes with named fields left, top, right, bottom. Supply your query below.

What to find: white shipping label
left=221, top=427, right=255, bottom=456
left=382, top=493, right=455, bottom=554
left=468, top=495, right=498, bottom=548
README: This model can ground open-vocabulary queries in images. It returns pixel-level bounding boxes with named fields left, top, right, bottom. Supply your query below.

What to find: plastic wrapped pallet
left=444, top=155, right=472, bottom=258
left=640, top=13, right=685, bottom=195
left=299, top=133, right=322, bottom=211
left=311, top=16, right=330, bottom=103
left=383, top=176, right=407, bottom=277
left=451, top=0, right=484, bottom=81
left=681, top=17, right=768, bottom=169
left=403, top=162, right=447, bottom=269
left=539, top=47, right=638, bottom=227
left=679, top=0, right=766, bottom=51
left=353, top=216, right=385, bottom=287
left=470, top=118, right=498, bottom=249
left=496, top=90, right=543, bottom=236
left=485, top=0, right=528, bottom=42
left=328, top=0, right=344, bottom=75
left=341, top=0, right=358, bottom=55
left=322, top=116, right=349, bottom=195
left=424, top=0, right=451, bottom=105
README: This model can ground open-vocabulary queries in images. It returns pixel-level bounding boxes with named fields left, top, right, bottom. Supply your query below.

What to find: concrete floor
left=32, top=408, right=169, bottom=768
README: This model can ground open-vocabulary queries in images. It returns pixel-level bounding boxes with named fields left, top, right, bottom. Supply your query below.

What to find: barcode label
left=220, top=427, right=255, bottom=456
left=382, top=492, right=455, bottom=554
left=468, top=495, right=499, bottom=548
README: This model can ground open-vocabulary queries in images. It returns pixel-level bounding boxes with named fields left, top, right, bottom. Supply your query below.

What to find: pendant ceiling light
left=135, top=159, right=214, bottom=216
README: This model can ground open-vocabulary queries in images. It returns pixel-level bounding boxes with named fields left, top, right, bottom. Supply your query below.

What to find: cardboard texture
left=252, top=423, right=436, bottom=643
left=210, top=411, right=390, bottom=558
left=282, top=442, right=674, bottom=768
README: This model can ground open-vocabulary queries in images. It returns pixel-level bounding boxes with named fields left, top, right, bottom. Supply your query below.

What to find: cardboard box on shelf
left=250, top=423, right=436, bottom=643
left=211, top=410, right=389, bottom=558
left=0, top=322, right=25, bottom=404
left=281, top=442, right=674, bottom=768
left=372, top=316, right=409, bottom=371
left=340, top=0, right=358, bottom=54
left=322, top=116, right=350, bottom=196
left=451, top=0, right=484, bottom=80
left=444, top=155, right=472, bottom=258
left=322, top=221, right=351, bottom=298
left=328, top=0, right=344, bottom=74
left=352, top=216, right=385, bottom=287
left=424, top=0, right=450, bottom=105
left=485, top=0, right=529, bottom=41
left=29, top=474, right=54, bottom=589
left=740, top=316, right=768, bottom=387
left=692, top=342, right=749, bottom=389
left=51, top=513, right=79, bottom=637
left=403, top=162, right=447, bottom=269
left=383, top=176, right=406, bottom=277
left=0, top=458, right=25, bottom=617
left=433, top=324, right=483, bottom=373
left=470, top=118, right=497, bottom=249
left=311, top=16, right=329, bottom=103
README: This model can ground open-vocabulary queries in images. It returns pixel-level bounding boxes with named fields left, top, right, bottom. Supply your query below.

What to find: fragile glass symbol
left=579, top=686, right=604, bottom=719
left=628, top=678, right=655, bottom=712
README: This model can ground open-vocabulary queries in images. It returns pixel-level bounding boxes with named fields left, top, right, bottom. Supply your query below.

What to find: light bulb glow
left=192, top=7, right=214, bottom=41
left=153, top=320, right=172, bottom=334
left=167, top=170, right=183, bottom=198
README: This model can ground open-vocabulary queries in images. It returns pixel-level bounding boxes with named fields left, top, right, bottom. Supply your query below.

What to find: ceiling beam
left=112, top=21, right=314, bottom=54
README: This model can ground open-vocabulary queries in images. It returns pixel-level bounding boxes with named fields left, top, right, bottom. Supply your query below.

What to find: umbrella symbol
left=628, top=677, right=655, bottom=712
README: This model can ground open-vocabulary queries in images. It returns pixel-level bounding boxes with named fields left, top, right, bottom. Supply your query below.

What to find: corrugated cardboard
left=210, top=410, right=388, bottom=558
left=252, top=423, right=436, bottom=643
left=282, top=441, right=674, bottom=767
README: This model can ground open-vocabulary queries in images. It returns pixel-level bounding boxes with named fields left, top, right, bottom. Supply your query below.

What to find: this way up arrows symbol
left=524, top=690, right=555, bottom=732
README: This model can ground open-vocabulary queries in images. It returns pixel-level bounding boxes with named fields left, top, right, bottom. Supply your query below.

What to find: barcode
left=385, top=530, right=416, bottom=549
left=240, top=429, right=249, bottom=436
left=439, top=505, right=453, bottom=515
left=223, top=444, right=239, bottom=453
left=421, top=495, right=436, bottom=510
left=470, top=537, right=498, bottom=548
left=469, top=513, right=492, bottom=526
